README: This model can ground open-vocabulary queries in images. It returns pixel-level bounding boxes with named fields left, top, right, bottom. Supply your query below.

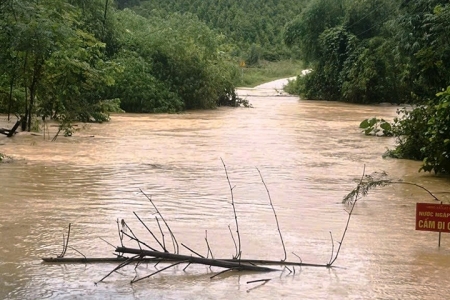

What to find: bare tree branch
left=257, top=168, right=286, bottom=261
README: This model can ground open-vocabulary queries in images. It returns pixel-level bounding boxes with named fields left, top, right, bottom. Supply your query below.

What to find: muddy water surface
left=1, top=83, right=450, bottom=299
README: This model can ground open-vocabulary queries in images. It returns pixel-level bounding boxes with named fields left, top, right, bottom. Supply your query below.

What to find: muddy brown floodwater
left=1, top=80, right=450, bottom=299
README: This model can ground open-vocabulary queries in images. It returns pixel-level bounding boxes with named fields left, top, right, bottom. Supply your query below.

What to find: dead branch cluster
left=92, top=160, right=356, bottom=284
left=46, top=163, right=442, bottom=286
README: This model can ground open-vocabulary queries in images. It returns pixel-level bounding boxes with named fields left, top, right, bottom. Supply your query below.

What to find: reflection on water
left=1, top=87, right=449, bottom=299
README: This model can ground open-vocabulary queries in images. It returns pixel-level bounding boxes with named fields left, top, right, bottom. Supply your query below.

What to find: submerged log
left=116, top=246, right=279, bottom=272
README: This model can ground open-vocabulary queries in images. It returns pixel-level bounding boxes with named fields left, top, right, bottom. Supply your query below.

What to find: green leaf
left=380, top=122, right=391, bottom=131
left=359, top=119, right=370, bottom=128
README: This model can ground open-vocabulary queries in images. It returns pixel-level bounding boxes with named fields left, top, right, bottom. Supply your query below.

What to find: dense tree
left=284, top=0, right=345, bottom=64
left=131, top=0, right=307, bottom=64
left=284, top=0, right=450, bottom=105
left=0, top=0, right=244, bottom=128
left=0, top=0, right=119, bottom=129
left=105, top=10, right=239, bottom=112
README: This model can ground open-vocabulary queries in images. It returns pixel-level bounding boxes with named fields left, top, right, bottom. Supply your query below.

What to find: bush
left=385, top=86, right=450, bottom=174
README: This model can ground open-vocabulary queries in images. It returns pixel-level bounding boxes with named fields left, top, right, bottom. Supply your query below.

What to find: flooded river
left=1, top=81, right=449, bottom=299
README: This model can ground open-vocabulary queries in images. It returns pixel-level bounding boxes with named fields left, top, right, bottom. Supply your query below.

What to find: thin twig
left=132, top=259, right=145, bottom=283
left=228, top=225, right=238, bottom=259
left=121, top=230, right=158, bottom=252
left=328, top=231, right=334, bottom=265
left=181, top=243, right=205, bottom=258
left=183, top=262, right=192, bottom=271
left=116, top=219, right=124, bottom=247
left=329, top=165, right=366, bottom=266
left=132, top=261, right=185, bottom=283
left=246, top=279, right=270, bottom=293
left=391, top=181, right=440, bottom=202
left=67, top=246, right=86, bottom=259
left=58, top=223, right=71, bottom=258
left=133, top=212, right=167, bottom=252
left=210, top=268, right=233, bottom=279
left=257, top=168, right=286, bottom=261
left=139, top=189, right=179, bottom=254
left=247, top=279, right=271, bottom=284
left=96, top=254, right=140, bottom=283
left=221, top=158, right=241, bottom=260
left=292, top=252, right=302, bottom=263
left=123, top=220, right=142, bottom=250
left=205, top=230, right=214, bottom=259
left=99, top=237, right=116, bottom=249
left=155, top=216, right=166, bottom=251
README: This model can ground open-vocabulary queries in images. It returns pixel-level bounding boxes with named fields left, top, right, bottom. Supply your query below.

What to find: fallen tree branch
left=42, top=256, right=335, bottom=267
left=115, top=247, right=278, bottom=272
left=42, top=257, right=163, bottom=263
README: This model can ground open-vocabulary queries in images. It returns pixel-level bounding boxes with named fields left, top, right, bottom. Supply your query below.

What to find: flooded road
left=1, top=81, right=449, bottom=299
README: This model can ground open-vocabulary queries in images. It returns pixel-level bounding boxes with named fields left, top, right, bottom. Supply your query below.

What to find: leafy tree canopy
left=126, top=0, right=308, bottom=64
left=0, top=0, right=244, bottom=130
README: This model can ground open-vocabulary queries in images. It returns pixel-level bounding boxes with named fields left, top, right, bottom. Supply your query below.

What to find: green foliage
left=284, top=0, right=450, bottom=106
left=283, top=72, right=320, bottom=100
left=380, top=87, right=450, bottom=174
left=342, top=171, right=391, bottom=205
left=135, top=0, right=306, bottom=62
left=0, top=0, right=244, bottom=123
left=419, top=87, right=450, bottom=173
left=394, top=0, right=450, bottom=101
left=359, top=117, right=393, bottom=136
left=0, top=0, right=120, bottom=129
left=284, top=0, right=345, bottom=64
left=245, top=44, right=262, bottom=66
left=385, top=106, right=430, bottom=161
left=108, top=10, right=239, bottom=112
left=341, top=38, right=402, bottom=104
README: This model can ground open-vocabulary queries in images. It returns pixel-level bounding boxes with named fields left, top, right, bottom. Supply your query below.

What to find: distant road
left=237, top=77, right=297, bottom=97
left=254, top=76, right=297, bottom=90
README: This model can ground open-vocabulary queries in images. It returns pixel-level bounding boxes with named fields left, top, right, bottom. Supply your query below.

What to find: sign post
left=416, top=202, right=450, bottom=247
left=239, top=61, right=245, bottom=82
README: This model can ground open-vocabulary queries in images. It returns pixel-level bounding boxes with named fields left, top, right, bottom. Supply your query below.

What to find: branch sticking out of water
left=139, top=189, right=179, bottom=254
left=205, top=230, right=214, bottom=259
left=221, top=158, right=241, bottom=260
left=257, top=167, right=286, bottom=262
left=57, top=223, right=71, bottom=258
left=133, top=212, right=167, bottom=252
